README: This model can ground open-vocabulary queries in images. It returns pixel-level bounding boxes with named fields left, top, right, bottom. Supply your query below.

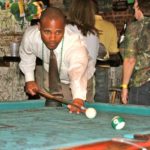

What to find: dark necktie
left=49, top=50, right=63, bottom=98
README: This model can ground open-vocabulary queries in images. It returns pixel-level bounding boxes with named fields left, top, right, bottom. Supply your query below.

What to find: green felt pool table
left=0, top=100, right=150, bottom=150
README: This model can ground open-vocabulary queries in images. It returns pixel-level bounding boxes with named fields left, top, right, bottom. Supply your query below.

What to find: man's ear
left=38, top=22, right=40, bottom=30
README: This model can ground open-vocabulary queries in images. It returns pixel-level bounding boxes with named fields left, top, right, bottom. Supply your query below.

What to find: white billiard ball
left=85, top=108, right=97, bottom=119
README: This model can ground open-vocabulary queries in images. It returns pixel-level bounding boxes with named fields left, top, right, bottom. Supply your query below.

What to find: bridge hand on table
left=67, top=98, right=84, bottom=114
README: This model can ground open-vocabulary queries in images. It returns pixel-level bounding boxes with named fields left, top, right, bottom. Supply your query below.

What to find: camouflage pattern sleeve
left=121, top=21, right=140, bottom=58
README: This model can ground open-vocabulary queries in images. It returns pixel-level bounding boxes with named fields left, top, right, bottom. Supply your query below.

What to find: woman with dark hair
left=66, top=0, right=100, bottom=102
left=68, top=0, right=97, bottom=36
left=67, top=0, right=99, bottom=63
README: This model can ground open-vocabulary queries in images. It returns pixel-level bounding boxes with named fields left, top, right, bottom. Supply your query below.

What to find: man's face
left=39, top=18, right=65, bottom=50
left=133, top=0, right=143, bottom=21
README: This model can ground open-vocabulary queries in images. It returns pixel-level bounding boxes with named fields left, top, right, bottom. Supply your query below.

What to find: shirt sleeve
left=123, top=23, right=139, bottom=58
left=65, top=40, right=89, bottom=101
left=84, top=34, right=99, bottom=66
left=19, top=29, right=36, bottom=82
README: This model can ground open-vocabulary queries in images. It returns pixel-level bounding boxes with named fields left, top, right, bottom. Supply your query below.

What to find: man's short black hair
left=40, top=7, right=66, bottom=24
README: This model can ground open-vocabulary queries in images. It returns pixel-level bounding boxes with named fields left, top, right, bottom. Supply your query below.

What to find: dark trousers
left=94, top=66, right=109, bottom=103
left=129, top=81, right=150, bottom=105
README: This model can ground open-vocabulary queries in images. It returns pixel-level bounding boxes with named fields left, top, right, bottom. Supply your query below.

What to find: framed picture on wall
left=113, top=0, right=128, bottom=11
left=112, top=0, right=134, bottom=11
left=63, top=0, right=113, bottom=12
left=97, top=0, right=113, bottom=12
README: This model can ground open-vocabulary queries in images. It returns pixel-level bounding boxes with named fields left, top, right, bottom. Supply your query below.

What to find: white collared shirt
left=19, top=25, right=96, bottom=100
left=66, top=24, right=99, bottom=66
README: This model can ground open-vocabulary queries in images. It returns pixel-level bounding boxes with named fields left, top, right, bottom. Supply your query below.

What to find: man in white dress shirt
left=19, top=7, right=95, bottom=113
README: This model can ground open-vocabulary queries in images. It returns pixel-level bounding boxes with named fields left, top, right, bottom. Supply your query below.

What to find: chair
left=109, top=86, right=122, bottom=104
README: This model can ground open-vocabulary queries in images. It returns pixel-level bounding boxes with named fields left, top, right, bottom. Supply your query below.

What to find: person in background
left=121, top=0, right=150, bottom=105
left=92, top=0, right=122, bottom=65
left=66, top=0, right=99, bottom=102
left=92, top=0, right=122, bottom=103
left=19, top=7, right=95, bottom=113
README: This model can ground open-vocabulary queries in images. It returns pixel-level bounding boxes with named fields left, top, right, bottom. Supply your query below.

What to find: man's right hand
left=67, top=98, right=84, bottom=114
left=25, top=81, right=39, bottom=96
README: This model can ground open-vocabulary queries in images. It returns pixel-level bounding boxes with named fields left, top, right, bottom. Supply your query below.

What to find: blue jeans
left=129, top=81, right=150, bottom=105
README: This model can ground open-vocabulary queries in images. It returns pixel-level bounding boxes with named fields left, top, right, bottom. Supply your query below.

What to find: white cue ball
left=85, top=108, right=97, bottom=119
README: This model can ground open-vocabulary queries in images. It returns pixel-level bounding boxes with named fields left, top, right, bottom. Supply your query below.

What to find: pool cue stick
left=124, top=133, right=150, bottom=141
left=37, top=89, right=86, bottom=112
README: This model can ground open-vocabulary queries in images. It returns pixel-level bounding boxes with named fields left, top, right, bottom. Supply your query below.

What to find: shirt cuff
left=25, top=72, right=35, bottom=82
left=72, top=90, right=87, bottom=101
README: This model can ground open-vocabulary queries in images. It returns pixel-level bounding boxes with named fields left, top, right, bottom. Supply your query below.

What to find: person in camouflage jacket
left=121, top=0, right=150, bottom=105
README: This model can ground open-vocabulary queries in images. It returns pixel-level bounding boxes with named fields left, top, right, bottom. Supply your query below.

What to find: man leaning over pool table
left=19, top=7, right=96, bottom=114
